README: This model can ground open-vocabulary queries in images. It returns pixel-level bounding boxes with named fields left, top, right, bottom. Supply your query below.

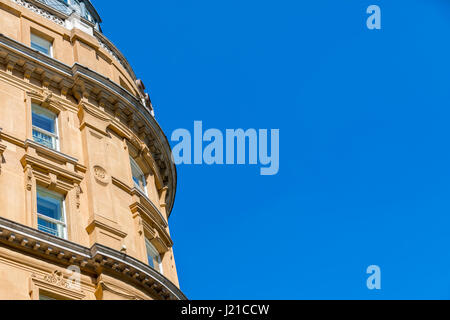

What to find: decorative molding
left=86, top=218, right=127, bottom=241
left=43, top=269, right=81, bottom=292
left=132, top=188, right=168, bottom=228
left=77, top=103, right=111, bottom=136
left=44, top=270, right=71, bottom=288
left=26, top=89, right=66, bottom=113
left=0, top=217, right=186, bottom=300
left=96, top=37, right=126, bottom=71
left=24, top=140, right=82, bottom=169
left=111, top=176, right=133, bottom=195
left=29, top=270, right=86, bottom=300
left=9, top=0, right=136, bottom=83
left=159, top=186, right=169, bottom=209
left=0, top=31, right=176, bottom=217
left=0, top=130, right=26, bottom=148
left=112, top=175, right=168, bottom=229
left=128, top=138, right=165, bottom=192
left=93, top=165, right=109, bottom=185
left=130, top=200, right=173, bottom=254
left=75, top=184, right=82, bottom=210
left=25, top=165, right=33, bottom=191
left=11, top=0, right=66, bottom=26
left=20, top=153, right=84, bottom=193
left=94, top=30, right=137, bottom=82
left=95, top=278, right=143, bottom=300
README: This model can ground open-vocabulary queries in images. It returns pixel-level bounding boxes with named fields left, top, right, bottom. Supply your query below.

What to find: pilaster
left=78, top=103, right=127, bottom=251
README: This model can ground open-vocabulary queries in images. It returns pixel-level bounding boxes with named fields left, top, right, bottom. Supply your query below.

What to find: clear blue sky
left=94, top=0, right=450, bottom=299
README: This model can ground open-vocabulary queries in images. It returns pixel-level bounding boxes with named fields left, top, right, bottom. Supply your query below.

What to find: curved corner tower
left=0, top=0, right=184, bottom=300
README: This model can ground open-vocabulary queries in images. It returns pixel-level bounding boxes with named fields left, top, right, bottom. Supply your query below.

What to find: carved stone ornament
left=93, top=165, right=109, bottom=185
left=75, top=184, right=82, bottom=209
left=25, top=166, right=33, bottom=191
left=0, top=143, right=5, bottom=175
left=27, top=89, right=63, bottom=111
left=43, top=271, right=73, bottom=290
left=10, top=0, right=65, bottom=26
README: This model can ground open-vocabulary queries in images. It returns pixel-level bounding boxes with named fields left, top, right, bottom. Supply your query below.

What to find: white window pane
left=132, top=175, right=141, bottom=190
left=31, top=33, right=52, bottom=56
left=130, top=158, right=147, bottom=194
left=32, top=105, right=58, bottom=150
left=146, top=239, right=163, bottom=274
left=33, top=130, right=55, bottom=149
left=38, top=218, right=62, bottom=237
left=37, top=189, right=63, bottom=221
left=147, top=253, right=155, bottom=269
left=32, top=106, right=56, bottom=133
left=37, top=187, right=66, bottom=239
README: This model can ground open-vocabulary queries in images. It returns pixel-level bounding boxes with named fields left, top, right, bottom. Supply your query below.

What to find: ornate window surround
left=126, top=136, right=170, bottom=216
left=127, top=137, right=165, bottom=193
left=29, top=270, right=86, bottom=300
left=131, top=198, right=173, bottom=256
left=26, top=89, right=67, bottom=153
left=20, top=137, right=85, bottom=240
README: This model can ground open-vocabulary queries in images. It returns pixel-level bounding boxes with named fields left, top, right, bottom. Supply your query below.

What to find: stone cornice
left=0, top=33, right=177, bottom=218
left=94, top=30, right=137, bottom=82
left=0, top=217, right=186, bottom=300
left=6, top=0, right=134, bottom=81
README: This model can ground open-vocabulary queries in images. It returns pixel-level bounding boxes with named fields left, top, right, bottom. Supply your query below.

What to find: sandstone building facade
left=0, top=0, right=185, bottom=300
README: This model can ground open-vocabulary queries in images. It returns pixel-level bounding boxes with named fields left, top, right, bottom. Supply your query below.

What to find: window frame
left=145, top=238, right=163, bottom=274
left=36, top=186, right=68, bottom=240
left=30, top=32, right=53, bottom=57
left=32, top=104, right=60, bottom=151
left=130, top=157, right=148, bottom=196
left=39, top=293, right=58, bottom=301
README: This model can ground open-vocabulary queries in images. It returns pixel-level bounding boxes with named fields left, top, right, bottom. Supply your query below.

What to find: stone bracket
left=0, top=142, right=6, bottom=175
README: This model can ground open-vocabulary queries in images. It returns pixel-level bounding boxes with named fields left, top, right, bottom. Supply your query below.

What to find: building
left=0, top=0, right=185, bottom=300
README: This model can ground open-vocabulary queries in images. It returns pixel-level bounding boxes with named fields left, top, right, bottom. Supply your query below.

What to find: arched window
left=130, top=157, right=147, bottom=196
left=145, top=239, right=163, bottom=274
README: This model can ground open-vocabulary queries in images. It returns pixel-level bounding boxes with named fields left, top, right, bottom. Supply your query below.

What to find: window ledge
left=131, top=187, right=168, bottom=228
left=111, top=176, right=168, bottom=228
left=25, top=139, right=78, bottom=165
